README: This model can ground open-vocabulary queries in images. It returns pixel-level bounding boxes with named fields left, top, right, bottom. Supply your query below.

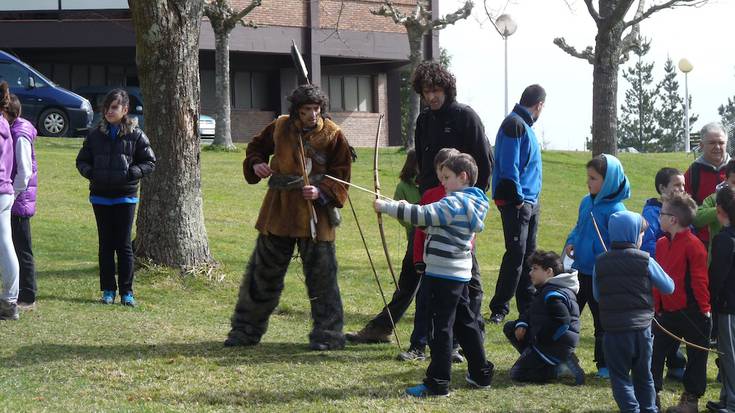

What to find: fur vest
left=244, top=115, right=352, bottom=241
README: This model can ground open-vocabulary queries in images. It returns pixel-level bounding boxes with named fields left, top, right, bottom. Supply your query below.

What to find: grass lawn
left=0, top=139, right=719, bottom=412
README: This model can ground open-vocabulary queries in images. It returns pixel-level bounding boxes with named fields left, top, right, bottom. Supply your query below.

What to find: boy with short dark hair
left=652, top=193, right=711, bottom=413
left=594, top=211, right=674, bottom=413
left=503, top=250, right=585, bottom=385
left=375, top=153, right=493, bottom=397
left=705, top=185, right=735, bottom=413
left=642, top=167, right=685, bottom=257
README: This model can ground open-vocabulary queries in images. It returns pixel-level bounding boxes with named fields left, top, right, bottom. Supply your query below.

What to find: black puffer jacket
left=76, top=118, right=156, bottom=198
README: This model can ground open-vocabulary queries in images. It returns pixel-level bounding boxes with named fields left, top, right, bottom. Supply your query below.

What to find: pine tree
left=656, top=58, right=683, bottom=151
left=618, top=43, right=661, bottom=152
left=719, top=96, right=735, bottom=142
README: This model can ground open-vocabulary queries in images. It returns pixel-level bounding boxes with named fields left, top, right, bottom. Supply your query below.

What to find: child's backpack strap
left=689, top=162, right=703, bottom=203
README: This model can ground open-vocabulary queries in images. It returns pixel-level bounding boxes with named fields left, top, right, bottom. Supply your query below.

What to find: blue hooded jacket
left=565, top=154, right=631, bottom=275
left=640, top=198, right=663, bottom=257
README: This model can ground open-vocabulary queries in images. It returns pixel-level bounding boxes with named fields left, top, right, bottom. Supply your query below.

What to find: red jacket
left=413, top=185, right=445, bottom=263
left=654, top=229, right=710, bottom=314
left=685, top=159, right=728, bottom=245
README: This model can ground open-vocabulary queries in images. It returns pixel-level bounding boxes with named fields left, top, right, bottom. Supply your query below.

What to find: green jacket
left=693, top=192, right=721, bottom=260
left=393, top=179, right=420, bottom=239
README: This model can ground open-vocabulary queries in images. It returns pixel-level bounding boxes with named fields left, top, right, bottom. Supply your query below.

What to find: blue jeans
left=603, top=327, right=657, bottom=413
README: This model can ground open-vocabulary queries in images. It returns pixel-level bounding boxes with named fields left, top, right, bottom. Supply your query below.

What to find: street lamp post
left=494, top=14, right=517, bottom=116
left=678, top=58, right=693, bottom=152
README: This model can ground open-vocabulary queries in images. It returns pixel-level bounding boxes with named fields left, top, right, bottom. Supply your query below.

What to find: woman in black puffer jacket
left=76, top=89, right=155, bottom=307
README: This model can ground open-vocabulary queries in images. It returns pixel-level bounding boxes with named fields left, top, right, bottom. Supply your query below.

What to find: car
left=74, top=85, right=216, bottom=138
left=0, top=50, right=93, bottom=137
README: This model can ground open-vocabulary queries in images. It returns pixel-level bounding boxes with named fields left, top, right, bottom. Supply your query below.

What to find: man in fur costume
left=224, top=84, right=352, bottom=351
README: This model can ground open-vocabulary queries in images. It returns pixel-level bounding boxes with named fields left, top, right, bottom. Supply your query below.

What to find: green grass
left=0, top=140, right=716, bottom=412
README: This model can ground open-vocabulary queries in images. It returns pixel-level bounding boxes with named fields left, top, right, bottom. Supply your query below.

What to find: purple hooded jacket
left=0, top=117, right=13, bottom=196
left=10, top=117, right=37, bottom=217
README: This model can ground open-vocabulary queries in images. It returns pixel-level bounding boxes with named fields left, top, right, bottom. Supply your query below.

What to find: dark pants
left=409, top=253, right=483, bottom=349
left=490, top=202, right=539, bottom=317
left=11, top=215, right=36, bottom=303
left=652, top=310, right=711, bottom=397
left=370, top=232, right=484, bottom=335
left=603, top=328, right=657, bottom=413
left=93, top=203, right=135, bottom=295
left=422, top=276, right=492, bottom=395
left=228, top=234, right=345, bottom=347
left=503, top=320, right=559, bottom=382
left=717, top=313, right=735, bottom=411
left=577, top=273, right=606, bottom=369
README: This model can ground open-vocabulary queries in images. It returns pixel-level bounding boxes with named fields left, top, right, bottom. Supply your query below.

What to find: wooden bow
left=373, top=113, right=399, bottom=290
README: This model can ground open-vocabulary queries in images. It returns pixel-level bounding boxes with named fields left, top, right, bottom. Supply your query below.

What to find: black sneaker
left=489, top=313, right=505, bottom=324
left=564, top=353, right=586, bottom=386
left=397, top=347, right=426, bottom=361
left=705, top=400, right=728, bottom=413
left=0, top=299, right=18, bottom=321
left=451, top=348, right=466, bottom=363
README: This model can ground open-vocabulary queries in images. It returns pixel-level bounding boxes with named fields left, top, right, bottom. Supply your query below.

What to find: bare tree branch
left=483, top=0, right=504, bottom=37
left=371, top=1, right=409, bottom=25
left=625, top=0, right=709, bottom=28
left=232, top=0, right=261, bottom=21
left=553, top=37, right=595, bottom=64
left=618, top=0, right=645, bottom=62
left=583, top=0, right=601, bottom=22
left=431, top=0, right=473, bottom=30
left=600, top=0, right=635, bottom=31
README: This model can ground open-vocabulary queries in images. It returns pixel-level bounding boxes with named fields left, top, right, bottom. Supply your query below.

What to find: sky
left=439, top=0, right=735, bottom=150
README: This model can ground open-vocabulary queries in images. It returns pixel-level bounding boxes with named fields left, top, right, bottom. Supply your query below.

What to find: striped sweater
left=377, top=186, right=489, bottom=282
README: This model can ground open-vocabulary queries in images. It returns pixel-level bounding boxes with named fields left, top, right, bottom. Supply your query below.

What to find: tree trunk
left=591, top=21, right=624, bottom=157
left=212, top=28, right=235, bottom=149
left=130, top=0, right=214, bottom=268
left=405, top=29, right=424, bottom=150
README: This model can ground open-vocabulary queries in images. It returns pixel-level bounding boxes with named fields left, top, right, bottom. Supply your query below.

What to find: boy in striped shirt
left=375, top=153, right=494, bottom=397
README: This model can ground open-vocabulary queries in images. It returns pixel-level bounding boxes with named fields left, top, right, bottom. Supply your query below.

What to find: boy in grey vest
left=594, top=211, right=674, bottom=413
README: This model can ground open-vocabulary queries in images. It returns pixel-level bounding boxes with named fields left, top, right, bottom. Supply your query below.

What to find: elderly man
left=685, top=122, right=730, bottom=245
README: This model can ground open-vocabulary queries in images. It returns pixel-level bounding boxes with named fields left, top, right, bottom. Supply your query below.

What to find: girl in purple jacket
left=6, top=94, right=38, bottom=310
left=0, top=81, right=20, bottom=320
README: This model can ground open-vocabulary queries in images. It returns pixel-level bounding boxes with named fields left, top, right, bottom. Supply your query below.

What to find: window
left=231, top=71, right=269, bottom=110
left=0, top=61, right=29, bottom=88
left=321, top=75, right=373, bottom=112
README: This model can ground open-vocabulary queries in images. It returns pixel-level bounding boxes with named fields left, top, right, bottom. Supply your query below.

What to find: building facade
left=0, top=0, right=441, bottom=146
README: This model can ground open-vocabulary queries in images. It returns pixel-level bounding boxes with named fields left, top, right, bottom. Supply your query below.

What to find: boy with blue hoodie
left=564, top=154, right=631, bottom=378
left=504, top=250, right=585, bottom=385
left=374, top=153, right=494, bottom=397
left=594, top=211, right=674, bottom=413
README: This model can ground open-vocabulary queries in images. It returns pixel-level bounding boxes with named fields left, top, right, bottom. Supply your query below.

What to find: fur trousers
left=227, top=234, right=345, bottom=348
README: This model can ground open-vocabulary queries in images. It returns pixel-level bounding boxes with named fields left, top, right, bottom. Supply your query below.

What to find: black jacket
left=414, top=100, right=493, bottom=194
left=596, top=245, right=655, bottom=332
left=709, top=226, right=735, bottom=314
left=76, top=118, right=156, bottom=198
left=516, top=271, right=581, bottom=363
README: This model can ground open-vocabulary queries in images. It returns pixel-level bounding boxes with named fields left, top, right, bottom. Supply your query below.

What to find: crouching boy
left=594, top=211, right=674, bottom=413
left=503, top=250, right=585, bottom=385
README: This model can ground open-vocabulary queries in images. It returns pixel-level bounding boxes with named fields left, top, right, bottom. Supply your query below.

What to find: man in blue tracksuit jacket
left=489, top=84, right=545, bottom=324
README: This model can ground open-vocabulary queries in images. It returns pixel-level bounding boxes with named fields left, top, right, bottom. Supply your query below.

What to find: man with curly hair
left=488, top=84, right=545, bottom=325
left=224, top=84, right=353, bottom=351
left=346, top=62, right=493, bottom=355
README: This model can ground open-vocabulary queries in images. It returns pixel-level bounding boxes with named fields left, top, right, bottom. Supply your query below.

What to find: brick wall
left=231, top=0, right=307, bottom=27
left=230, top=110, right=277, bottom=142
left=320, top=0, right=414, bottom=33
left=229, top=0, right=418, bottom=33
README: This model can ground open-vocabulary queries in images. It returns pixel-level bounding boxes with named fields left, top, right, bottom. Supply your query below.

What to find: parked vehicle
left=0, top=50, right=93, bottom=137
left=74, top=85, right=216, bottom=138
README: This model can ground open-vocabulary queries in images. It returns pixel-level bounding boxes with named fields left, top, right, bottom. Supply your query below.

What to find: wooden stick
left=298, top=135, right=318, bottom=241
left=324, top=174, right=395, bottom=201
